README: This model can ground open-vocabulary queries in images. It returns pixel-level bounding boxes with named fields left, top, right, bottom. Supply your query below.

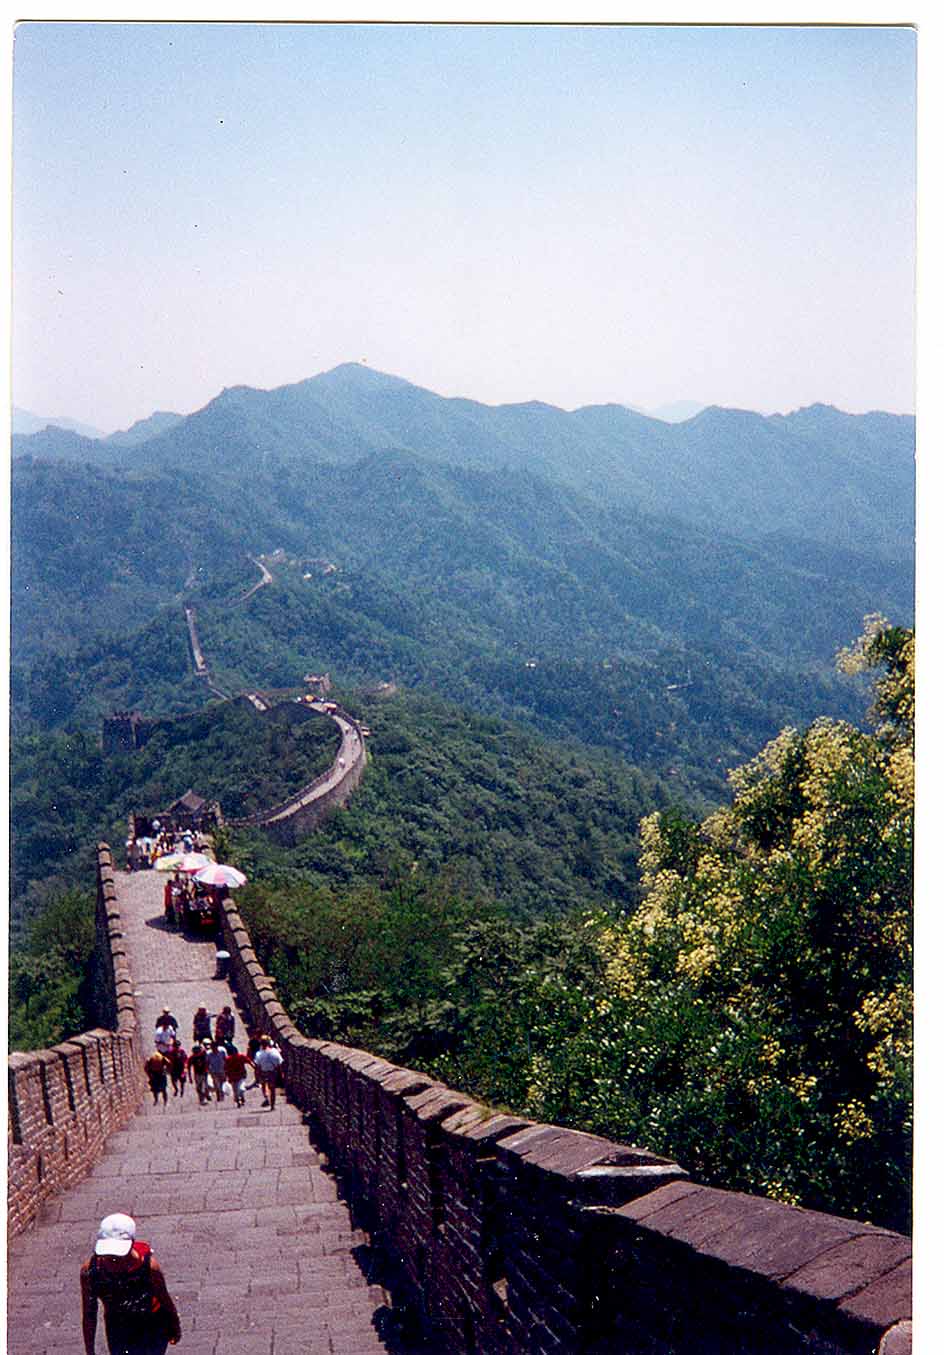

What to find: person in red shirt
left=223, top=1043, right=254, bottom=1107
left=166, top=1040, right=188, bottom=1097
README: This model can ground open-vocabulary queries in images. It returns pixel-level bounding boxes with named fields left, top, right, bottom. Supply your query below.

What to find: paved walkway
left=7, top=869, right=393, bottom=1354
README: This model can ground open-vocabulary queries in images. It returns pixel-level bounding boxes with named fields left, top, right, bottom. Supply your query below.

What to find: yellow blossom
left=834, top=1099, right=874, bottom=1142
left=788, top=1074, right=818, bottom=1104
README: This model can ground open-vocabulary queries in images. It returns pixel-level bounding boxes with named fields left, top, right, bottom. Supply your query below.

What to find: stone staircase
left=6, top=869, right=394, bottom=1355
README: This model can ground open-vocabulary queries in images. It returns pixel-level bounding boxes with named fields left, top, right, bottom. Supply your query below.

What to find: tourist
left=154, top=1009, right=178, bottom=1035
left=153, top=1021, right=175, bottom=1058
left=189, top=1042, right=210, bottom=1104
left=207, top=1042, right=227, bottom=1102
left=144, top=1050, right=170, bottom=1108
left=192, top=1004, right=212, bottom=1043
left=244, top=1028, right=262, bottom=1087
left=223, top=1043, right=254, bottom=1108
left=253, top=1035, right=284, bottom=1110
left=81, top=1211, right=181, bottom=1354
left=214, top=1005, right=235, bottom=1045
left=162, top=878, right=176, bottom=925
left=167, top=1041, right=188, bottom=1098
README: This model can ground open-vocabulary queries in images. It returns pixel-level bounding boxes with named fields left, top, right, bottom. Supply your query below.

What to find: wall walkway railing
left=7, top=845, right=145, bottom=1238
left=218, top=895, right=913, bottom=1355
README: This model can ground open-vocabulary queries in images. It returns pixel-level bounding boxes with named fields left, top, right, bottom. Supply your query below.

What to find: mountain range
left=13, top=364, right=914, bottom=560
left=12, top=406, right=106, bottom=440
left=10, top=364, right=914, bottom=800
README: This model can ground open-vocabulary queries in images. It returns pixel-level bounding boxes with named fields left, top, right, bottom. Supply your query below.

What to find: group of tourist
left=144, top=1007, right=284, bottom=1110
left=125, top=820, right=206, bottom=872
left=161, top=873, right=221, bottom=929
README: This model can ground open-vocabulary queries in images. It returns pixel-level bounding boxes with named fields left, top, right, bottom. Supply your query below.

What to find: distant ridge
left=106, top=410, right=184, bottom=447
left=12, top=406, right=106, bottom=439
left=12, top=363, right=914, bottom=560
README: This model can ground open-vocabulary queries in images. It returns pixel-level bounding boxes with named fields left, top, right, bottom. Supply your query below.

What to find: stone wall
left=229, top=703, right=367, bottom=845
left=218, top=897, right=912, bottom=1355
left=7, top=844, right=144, bottom=1239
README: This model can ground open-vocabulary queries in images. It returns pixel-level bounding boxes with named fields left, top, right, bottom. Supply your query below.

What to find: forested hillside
left=9, top=701, right=340, bottom=933
left=10, top=687, right=671, bottom=1048
left=15, top=364, right=913, bottom=558
left=11, top=429, right=910, bottom=801
left=9, top=368, right=913, bottom=1231
left=233, top=621, right=913, bottom=1233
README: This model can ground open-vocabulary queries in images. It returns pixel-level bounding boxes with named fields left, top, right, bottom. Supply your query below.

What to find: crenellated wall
left=218, top=897, right=912, bottom=1355
left=7, top=845, right=145, bottom=1238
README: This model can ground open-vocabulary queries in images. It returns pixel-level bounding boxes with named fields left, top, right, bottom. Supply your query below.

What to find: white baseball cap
left=95, top=1213, right=136, bottom=1257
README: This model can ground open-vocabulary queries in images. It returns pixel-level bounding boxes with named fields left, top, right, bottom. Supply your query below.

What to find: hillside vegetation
left=10, top=701, right=340, bottom=933
left=234, top=621, right=913, bottom=1233
left=9, top=368, right=913, bottom=1231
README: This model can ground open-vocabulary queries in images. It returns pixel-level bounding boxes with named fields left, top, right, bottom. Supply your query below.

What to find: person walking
left=192, top=1004, right=212, bottom=1043
left=253, top=1035, right=284, bottom=1110
left=153, top=1013, right=177, bottom=1059
left=81, top=1212, right=181, bottom=1354
left=223, top=1043, right=254, bottom=1107
left=214, top=1005, right=236, bottom=1045
left=189, top=1041, right=210, bottom=1104
left=207, top=1041, right=227, bottom=1102
left=154, top=1009, right=178, bottom=1036
left=244, top=1028, right=262, bottom=1088
left=167, top=1040, right=188, bottom=1098
left=144, top=1050, right=170, bottom=1108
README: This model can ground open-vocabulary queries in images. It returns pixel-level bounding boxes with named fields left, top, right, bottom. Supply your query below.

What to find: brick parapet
left=218, top=897, right=912, bottom=1354
left=7, top=844, right=145, bottom=1239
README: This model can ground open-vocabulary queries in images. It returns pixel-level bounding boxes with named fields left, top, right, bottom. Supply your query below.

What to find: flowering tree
left=524, top=619, right=913, bottom=1231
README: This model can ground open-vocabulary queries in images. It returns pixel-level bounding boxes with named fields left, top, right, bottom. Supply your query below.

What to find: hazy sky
left=12, top=21, right=916, bottom=433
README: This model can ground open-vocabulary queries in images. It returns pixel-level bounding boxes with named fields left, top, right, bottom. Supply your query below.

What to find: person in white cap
left=253, top=1035, right=284, bottom=1110
left=80, top=1212, right=181, bottom=1353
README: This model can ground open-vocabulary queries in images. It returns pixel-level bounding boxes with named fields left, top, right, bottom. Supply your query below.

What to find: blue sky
left=12, top=22, right=916, bottom=432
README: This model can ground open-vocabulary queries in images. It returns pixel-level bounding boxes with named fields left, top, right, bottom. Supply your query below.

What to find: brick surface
left=7, top=869, right=397, bottom=1354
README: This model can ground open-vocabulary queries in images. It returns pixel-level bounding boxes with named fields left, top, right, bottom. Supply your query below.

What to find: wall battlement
left=218, top=896, right=913, bottom=1355
left=7, top=851, right=912, bottom=1350
left=7, top=845, right=145, bottom=1238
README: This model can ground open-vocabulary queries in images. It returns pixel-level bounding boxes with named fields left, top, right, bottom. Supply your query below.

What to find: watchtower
left=102, top=710, right=147, bottom=755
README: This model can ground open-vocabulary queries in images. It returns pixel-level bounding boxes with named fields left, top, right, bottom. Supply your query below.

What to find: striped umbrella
left=194, top=864, right=247, bottom=889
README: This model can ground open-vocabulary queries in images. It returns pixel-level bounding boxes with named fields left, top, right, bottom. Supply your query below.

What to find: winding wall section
left=228, top=702, right=367, bottom=844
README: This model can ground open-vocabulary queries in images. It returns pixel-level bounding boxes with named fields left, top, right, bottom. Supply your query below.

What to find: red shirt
left=224, top=1052, right=252, bottom=1081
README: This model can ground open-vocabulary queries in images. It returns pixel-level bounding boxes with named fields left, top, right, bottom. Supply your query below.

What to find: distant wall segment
left=228, top=702, right=366, bottom=844
left=218, top=896, right=912, bottom=1355
left=7, top=845, right=144, bottom=1238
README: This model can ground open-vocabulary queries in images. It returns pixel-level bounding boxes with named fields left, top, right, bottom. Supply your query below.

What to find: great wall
left=8, top=567, right=914, bottom=1353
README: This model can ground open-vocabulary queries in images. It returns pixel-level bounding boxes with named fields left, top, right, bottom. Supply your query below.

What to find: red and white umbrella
left=194, top=863, right=247, bottom=888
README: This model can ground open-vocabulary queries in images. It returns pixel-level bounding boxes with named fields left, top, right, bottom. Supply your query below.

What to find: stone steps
left=6, top=869, right=396, bottom=1355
